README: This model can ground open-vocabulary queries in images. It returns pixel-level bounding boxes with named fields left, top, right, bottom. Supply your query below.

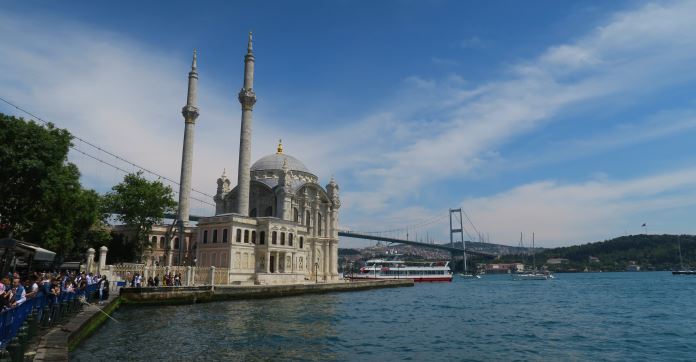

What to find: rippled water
left=72, top=272, right=696, bottom=361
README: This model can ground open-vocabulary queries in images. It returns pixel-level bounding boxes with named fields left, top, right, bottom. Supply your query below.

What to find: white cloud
left=462, top=168, right=696, bottom=246
left=460, top=36, right=483, bottom=48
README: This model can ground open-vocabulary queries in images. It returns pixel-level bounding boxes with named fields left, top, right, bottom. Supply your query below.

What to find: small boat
left=352, top=255, right=453, bottom=282
left=512, top=232, right=552, bottom=281
left=459, top=273, right=481, bottom=279
left=513, top=272, right=549, bottom=280
left=672, top=240, right=696, bottom=275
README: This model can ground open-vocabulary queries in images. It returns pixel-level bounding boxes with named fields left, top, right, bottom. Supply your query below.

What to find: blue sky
left=3, top=0, right=696, bottom=247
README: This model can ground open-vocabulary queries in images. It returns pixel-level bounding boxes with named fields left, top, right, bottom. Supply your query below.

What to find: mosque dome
left=250, top=140, right=313, bottom=175
left=251, top=153, right=312, bottom=174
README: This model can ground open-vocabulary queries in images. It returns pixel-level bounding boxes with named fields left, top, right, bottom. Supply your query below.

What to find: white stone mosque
left=157, top=33, right=341, bottom=285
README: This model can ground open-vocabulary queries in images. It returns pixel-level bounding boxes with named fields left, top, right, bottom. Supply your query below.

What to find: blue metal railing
left=0, top=282, right=101, bottom=349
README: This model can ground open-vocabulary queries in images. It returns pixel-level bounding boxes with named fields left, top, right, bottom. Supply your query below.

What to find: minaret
left=170, top=49, right=199, bottom=266
left=178, top=49, right=199, bottom=224
left=235, top=32, right=257, bottom=216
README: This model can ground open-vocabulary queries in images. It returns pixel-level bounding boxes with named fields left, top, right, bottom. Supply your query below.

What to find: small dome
left=251, top=153, right=312, bottom=174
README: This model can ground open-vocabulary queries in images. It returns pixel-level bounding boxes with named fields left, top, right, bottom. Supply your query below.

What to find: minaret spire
left=247, top=32, right=253, bottom=54
left=235, top=33, right=257, bottom=216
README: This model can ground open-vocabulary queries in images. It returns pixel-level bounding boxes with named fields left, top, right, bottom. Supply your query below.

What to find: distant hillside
left=504, top=234, right=696, bottom=272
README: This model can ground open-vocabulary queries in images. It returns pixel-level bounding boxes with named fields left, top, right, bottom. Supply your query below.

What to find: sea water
left=71, top=272, right=696, bottom=361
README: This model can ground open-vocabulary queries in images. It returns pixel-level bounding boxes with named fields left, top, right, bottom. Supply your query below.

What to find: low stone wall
left=31, top=295, right=120, bottom=361
left=120, top=279, right=413, bottom=305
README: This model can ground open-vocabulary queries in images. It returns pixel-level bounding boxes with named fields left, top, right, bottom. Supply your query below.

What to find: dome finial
left=277, top=139, right=283, bottom=154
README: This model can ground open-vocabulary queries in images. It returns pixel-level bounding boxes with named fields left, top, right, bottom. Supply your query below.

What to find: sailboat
left=672, top=240, right=696, bottom=275
left=459, top=236, right=480, bottom=279
left=513, top=233, right=551, bottom=280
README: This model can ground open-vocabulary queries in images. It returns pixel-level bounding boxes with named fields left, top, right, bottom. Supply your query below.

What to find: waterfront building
left=111, top=34, right=341, bottom=285
left=112, top=224, right=196, bottom=266
left=194, top=33, right=341, bottom=284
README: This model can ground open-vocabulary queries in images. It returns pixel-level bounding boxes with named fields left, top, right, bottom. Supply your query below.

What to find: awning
left=19, top=244, right=56, bottom=262
left=0, top=238, right=56, bottom=262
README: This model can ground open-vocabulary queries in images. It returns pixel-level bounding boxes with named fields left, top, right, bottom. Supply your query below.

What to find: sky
left=3, top=0, right=696, bottom=248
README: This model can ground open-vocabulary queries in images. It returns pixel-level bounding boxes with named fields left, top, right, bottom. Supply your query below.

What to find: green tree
left=0, top=113, right=104, bottom=259
left=102, top=172, right=176, bottom=262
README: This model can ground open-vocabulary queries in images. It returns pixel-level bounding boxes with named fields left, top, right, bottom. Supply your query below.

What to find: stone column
left=323, top=242, right=329, bottom=281
left=332, top=241, right=339, bottom=276
left=98, top=246, right=108, bottom=274
left=274, top=252, right=279, bottom=274
left=86, top=248, right=95, bottom=274
left=186, top=266, right=192, bottom=286
left=209, top=266, right=216, bottom=287
left=265, top=251, right=271, bottom=273
left=290, top=252, right=295, bottom=273
left=327, top=241, right=334, bottom=278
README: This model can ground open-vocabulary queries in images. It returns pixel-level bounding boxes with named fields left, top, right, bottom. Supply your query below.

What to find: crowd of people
left=0, top=270, right=110, bottom=312
left=127, top=272, right=182, bottom=287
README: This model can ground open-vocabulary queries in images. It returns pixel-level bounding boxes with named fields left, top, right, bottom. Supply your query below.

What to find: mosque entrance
left=270, top=255, right=275, bottom=273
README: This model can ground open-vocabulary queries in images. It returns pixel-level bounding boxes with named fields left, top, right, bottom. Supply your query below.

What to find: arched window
left=244, top=230, right=250, bottom=243
left=280, top=232, right=285, bottom=246
left=265, top=206, right=273, bottom=217
left=272, top=231, right=277, bottom=245
left=236, top=229, right=242, bottom=243
left=150, top=236, right=157, bottom=247
left=250, top=208, right=257, bottom=217
left=159, top=236, right=165, bottom=249
left=223, top=229, right=228, bottom=243
left=305, top=211, right=311, bottom=226
left=251, top=231, right=256, bottom=244
left=260, top=231, right=266, bottom=245
left=175, top=237, right=180, bottom=249
left=299, top=236, right=304, bottom=249
left=213, top=229, right=218, bottom=243
left=293, top=208, right=299, bottom=222
left=318, top=213, right=323, bottom=236
left=203, top=230, right=208, bottom=244
left=289, top=233, right=293, bottom=247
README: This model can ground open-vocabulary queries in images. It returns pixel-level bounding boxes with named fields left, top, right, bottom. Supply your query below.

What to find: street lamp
left=315, top=262, right=319, bottom=284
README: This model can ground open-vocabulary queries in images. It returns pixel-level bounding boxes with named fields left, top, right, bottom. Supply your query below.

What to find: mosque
left=156, top=33, right=341, bottom=285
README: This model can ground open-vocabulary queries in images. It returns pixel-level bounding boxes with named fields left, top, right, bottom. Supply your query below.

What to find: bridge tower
left=234, top=32, right=257, bottom=216
left=449, top=208, right=468, bottom=273
left=169, top=49, right=200, bottom=266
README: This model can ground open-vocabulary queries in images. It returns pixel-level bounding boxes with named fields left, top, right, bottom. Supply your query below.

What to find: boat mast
left=532, top=232, right=536, bottom=272
left=678, top=240, right=684, bottom=270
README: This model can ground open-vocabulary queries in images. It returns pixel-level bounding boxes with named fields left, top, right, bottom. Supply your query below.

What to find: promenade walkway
left=0, top=283, right=102, bottom=361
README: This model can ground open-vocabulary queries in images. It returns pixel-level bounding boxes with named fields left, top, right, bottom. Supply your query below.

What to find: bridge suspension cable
left=353, top=212, right=448, bottom=235
left=0, top=96, right=216, bottom=202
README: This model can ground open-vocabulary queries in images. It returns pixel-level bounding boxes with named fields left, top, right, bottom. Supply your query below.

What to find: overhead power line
left=72, top=147, right=215, bottom=207
left=0, top=95, right=215, bottom=200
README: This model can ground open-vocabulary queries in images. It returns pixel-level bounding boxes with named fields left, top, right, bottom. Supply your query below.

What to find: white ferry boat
left=350, top=257, right=453, bottom=282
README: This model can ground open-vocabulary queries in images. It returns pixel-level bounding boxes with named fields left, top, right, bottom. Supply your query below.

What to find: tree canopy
left=0, top=113, right=107, bottom=260
left=102, top=172, right=176, bottom=262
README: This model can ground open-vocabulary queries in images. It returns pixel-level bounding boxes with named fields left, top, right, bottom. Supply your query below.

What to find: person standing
left=11, top=278, right=26, bottom=307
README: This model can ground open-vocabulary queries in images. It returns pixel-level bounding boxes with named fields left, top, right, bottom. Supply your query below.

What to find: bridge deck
left=338, top=231, right=496, bottom=258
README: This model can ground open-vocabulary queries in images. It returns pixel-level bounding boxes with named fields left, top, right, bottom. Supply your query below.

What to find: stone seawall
left=120, top=279, right=414, bottom=305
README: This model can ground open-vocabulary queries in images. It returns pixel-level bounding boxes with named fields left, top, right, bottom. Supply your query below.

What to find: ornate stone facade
left=196, top=34, right=341, bottom=284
